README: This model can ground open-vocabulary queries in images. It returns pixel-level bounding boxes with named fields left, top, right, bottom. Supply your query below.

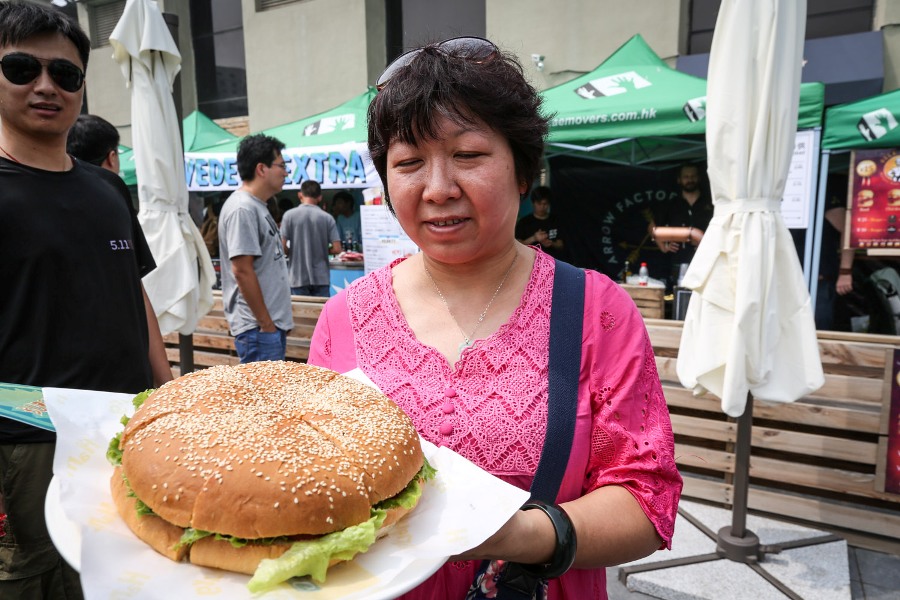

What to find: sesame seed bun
left=111, top=361, right=425, bottom=574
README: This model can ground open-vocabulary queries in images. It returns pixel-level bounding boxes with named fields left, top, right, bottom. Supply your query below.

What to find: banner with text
left=848, top=148, right=900, bottom=250
left=184, top=142, right=381, bottom=191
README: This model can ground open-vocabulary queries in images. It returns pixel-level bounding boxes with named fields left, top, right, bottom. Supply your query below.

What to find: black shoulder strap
left=529, top=260, right=585, bottom=503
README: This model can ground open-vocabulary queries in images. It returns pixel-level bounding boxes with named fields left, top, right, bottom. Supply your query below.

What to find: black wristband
left=517, top=500, right=578, bottom=579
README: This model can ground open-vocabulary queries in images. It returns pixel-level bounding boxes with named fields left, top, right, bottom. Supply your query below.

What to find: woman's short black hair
left=236, top=134, right=285, bottom=182
left=368, top=40, right=550, bottom=211
left=0, top=1, right=91, bottom=69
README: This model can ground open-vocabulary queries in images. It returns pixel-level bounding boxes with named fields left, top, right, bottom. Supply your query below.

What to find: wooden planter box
left=621, top=284, right=666, bottom=319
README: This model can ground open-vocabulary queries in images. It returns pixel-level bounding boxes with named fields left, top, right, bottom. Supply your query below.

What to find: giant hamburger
left=107, top=361, right=432, bottom=592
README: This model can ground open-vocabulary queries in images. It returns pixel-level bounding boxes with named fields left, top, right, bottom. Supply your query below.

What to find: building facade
left=47, top=0, right=900, bottom=146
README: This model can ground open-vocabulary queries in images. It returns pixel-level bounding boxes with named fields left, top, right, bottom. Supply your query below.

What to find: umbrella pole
left=179, top=334, right=194, bottom=374
left=163, top=12, right=195, bottom=376
left=715, top=392, right=760, bottom=562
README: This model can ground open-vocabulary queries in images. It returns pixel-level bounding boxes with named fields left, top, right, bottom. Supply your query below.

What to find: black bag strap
left=494, top=260, right=585, bottom=600
left=529, top=259, right=585, bottom=502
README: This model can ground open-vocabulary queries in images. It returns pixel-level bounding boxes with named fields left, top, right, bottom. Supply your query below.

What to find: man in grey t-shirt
left=218, top=134, right=293, bottom=362
left=280, top=180, right=342, bottom=297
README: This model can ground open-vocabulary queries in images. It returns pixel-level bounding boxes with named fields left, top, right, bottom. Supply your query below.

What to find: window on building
left=688, top=0, right=875, bottom=54
left=256, top=0, right=305, bottom=10
left=87, top=0, right=126, bottom=49
left=191, top=0, right=248, bottom=120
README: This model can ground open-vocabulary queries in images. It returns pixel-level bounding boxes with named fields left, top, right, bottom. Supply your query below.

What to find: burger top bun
left=120, top=362, right=424, bottom=540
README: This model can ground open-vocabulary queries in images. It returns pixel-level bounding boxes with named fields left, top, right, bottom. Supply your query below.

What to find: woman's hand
left=450, top=505, right=555, bottom=564
left=449, top=486, right=663, bottom=569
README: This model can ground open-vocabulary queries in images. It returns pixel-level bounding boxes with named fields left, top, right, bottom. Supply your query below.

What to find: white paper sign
left=360, top=205, right=419, bottom=273
left=782, top=129, right=818, bottom=229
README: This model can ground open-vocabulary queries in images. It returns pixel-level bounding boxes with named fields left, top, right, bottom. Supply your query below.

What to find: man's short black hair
left=678, top=163, right=700, bottom=176
left=67, top=114, right=120, bottom=166
left=236, top=134, right=285, bottom=182
left=531, top=186, right=553, bottom=203
left=333, top=190, right=353, bottom=205
left=0, top=1, right=91, bottom=69
left=300, top=180, right=322, bottom=198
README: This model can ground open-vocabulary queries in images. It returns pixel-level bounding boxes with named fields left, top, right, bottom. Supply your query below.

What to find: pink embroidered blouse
left=308, top=251, right=682, bottom=600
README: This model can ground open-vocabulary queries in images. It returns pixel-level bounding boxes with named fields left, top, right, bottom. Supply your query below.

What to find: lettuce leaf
left=176, top=528, right=213, bottom=548
left=247, top=511, right=387, bottom=592
left=106, top=389, right=154, bottom=466
left=245, top=459, right=434, bottom=592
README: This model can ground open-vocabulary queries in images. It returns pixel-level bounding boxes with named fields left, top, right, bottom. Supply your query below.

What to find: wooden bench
left=167, top=293, right=900, bottom=552
left=164, top=292, right=326, bottom=372
left=646, top=319, right=900, bottom=554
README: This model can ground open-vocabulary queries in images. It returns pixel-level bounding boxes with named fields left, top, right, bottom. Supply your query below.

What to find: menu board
left=782, top=129, right=816, bottom=229
left=360, top=205, right=419, bottom=273
left=848, top=148, right=900, bottom=252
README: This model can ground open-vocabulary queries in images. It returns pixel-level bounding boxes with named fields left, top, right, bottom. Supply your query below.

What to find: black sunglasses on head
left=376, top=36, right=498, bottom=90
left=0, top=52, right=85, bottom=93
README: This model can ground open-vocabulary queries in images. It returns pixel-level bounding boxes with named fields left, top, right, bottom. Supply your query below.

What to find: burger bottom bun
left=110, top=467, right=188, bottom=562
left=188, top=504, right=411, bottom=575
left=111, top=467, right=414, bottom=575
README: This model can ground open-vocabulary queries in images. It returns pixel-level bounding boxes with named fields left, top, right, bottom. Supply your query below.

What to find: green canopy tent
left=822, top=88, right=900, bottom=151
left=806, top=89, right=900, bottom=310
left=184, top=88, right=380, bottom=192
left=541, top=34, right=825, bottom=167
left=539, top=34, right=826, bottom=284
left=118, top=110, right=238, bottom=186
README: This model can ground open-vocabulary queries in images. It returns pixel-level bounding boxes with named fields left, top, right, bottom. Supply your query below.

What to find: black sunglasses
left=0, top=52, right=85, bottom=93
left=376, top=36, right=498, bottom=90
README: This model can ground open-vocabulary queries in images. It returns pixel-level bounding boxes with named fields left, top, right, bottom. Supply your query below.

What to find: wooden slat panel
left=656, top=356, right=885, bottom=405
left=681, top=476, right=733, bottom=505
left=751, top=399, right=881, bottom=433
left=675, top=444, right=734, bottom=473
left=750, top=425, right=876, bottom=463
left=748, top=486, right=900, bottom=540
left=671, top=414, right=736, bottom=443
left=663, top=385, right=723, bottom=412
left=749, top=455, right=895, bottom=501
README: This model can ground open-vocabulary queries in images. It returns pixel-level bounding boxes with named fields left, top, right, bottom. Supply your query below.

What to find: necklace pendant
left=458, top=339, right=472, bottom=356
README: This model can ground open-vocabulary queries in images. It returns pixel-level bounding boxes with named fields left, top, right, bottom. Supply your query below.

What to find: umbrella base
left=618, top=502, right=847, bottom=600
left=715, top=525, right=760, bottom=563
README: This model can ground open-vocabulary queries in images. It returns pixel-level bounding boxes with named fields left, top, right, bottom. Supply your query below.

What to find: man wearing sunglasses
left=0, top=4, right=166, bottom=598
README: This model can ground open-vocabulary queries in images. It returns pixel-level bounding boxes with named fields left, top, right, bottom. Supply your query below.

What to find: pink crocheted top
left=308, top=250, right=681, bottom=600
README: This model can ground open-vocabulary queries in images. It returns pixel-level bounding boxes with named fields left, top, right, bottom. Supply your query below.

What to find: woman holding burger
left=308, top=37, right=682, bottom=599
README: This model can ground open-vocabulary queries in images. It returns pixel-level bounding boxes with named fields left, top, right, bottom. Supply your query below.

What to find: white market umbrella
left=677, top=0, right=824, bottom=420
left=679, top=0, right=819, bottom=521
left=110, top=0, right=214, bottom=337
left=623, top=1, right=834, bottom=596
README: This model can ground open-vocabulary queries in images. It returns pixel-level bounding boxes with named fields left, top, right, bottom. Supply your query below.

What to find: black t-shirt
left=652, top=192, right=714, bottom=264
left=0, top=157, right=155, bottom=443
left=515, top=213, right=564, bottom=259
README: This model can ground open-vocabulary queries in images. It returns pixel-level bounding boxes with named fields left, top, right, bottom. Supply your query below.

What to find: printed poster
left=847, top=148, right=900, bottom=251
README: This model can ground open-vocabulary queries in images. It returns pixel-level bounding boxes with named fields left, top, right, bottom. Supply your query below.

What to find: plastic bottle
left=638, top=262, right=649, bottom=286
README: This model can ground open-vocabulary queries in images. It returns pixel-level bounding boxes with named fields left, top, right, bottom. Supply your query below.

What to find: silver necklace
left=424, top=252, right=519, bottom=357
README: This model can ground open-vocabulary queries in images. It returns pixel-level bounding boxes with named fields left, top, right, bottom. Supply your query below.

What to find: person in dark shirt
left=515, top=186, right=565, bottom=259
left=648, top=163, right=714, bottom=286
left=0, top=3, right=164, bottom=597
